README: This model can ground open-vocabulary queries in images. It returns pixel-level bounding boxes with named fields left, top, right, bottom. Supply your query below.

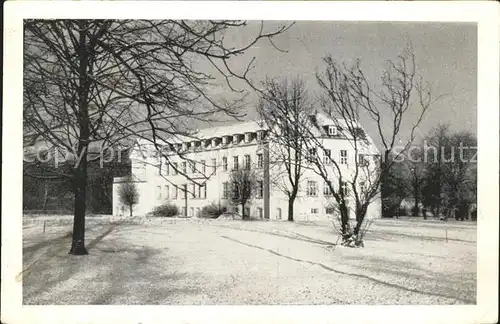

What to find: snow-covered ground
left=22, top=216, right=476, bottom=305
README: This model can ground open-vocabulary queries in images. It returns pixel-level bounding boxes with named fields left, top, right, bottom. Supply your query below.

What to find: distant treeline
left=382, top=124, right=477, bottom=220
left=23, top=149, right=130, bottom=214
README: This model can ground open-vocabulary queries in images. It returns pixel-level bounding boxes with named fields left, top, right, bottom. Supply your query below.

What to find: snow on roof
left=134, top=119, right=268, bottom=147
left=191, top=120, right=268, bottom=140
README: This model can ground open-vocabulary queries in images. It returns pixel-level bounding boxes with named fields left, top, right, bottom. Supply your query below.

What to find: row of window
left=306, top=180, right=350, bottom=197
left=222, top=181, right=264, bottom=200
left=308, top=149, right=349, bottom=165
left=306, top=149, right=371, bottom=167
left=151, top=131, right=267, bottom=157
left=159, top=153, right=264, bottom=176
left=166, top=206, right=338, bottom=218
left=157, top=183, right=207, bottom=200
left=157, top=179, right=356, bottom=201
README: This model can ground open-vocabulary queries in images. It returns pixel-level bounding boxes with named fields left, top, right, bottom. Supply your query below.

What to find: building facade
left=113, top=113, right=382, bottom=221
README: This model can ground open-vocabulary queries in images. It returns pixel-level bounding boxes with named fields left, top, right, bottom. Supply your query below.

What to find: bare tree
left=118, top=178, right=140, bottom=217
left=257, top=77, right=311, bottom=221
left=422, top=126, right=477, bottom=220
left=299, top=47, right=437, bottom=247
left=422, top=124, right=450, bottom=218
left=24, top=19, right=291, bottom=254
left=382, top=153, right=410, bottom=219
left=407, top=146, right=426, bottom=217
left=229, top=168, right=259, bottom=220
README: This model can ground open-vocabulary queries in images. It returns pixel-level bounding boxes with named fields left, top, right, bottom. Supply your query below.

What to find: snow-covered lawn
left=22, top=216, right=476, bottom=305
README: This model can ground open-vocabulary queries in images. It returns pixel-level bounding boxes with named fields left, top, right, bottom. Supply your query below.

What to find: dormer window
left=328, top=126, right=337, bottom=136
left=191, top=141, right=198, bottom=149
left=176, top=143, right=182, bottom=151
left=244, top=133, right=252, bottom=143
left=211, top=138, right=218, bottom=148
left=257, top=130, right=265, bottom=141
left=205, top=139, right=211, bottom=148
left=222, top=136, right=229, bottom=145
left=233, top=134, right=239, bottom=144
left=182, top=142, right=188, bottom=151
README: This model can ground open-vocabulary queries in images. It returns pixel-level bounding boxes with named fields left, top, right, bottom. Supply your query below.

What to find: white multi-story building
left=113, top=112, right=381, bottom=221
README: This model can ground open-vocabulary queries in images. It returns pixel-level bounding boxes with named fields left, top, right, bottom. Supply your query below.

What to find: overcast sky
left=203, top=21, right=477, bottom=144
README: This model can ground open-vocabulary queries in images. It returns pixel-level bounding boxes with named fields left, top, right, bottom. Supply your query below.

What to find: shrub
left=199, top=202, right=227, bottom=219
left=151, top=203, right=179, bottom=217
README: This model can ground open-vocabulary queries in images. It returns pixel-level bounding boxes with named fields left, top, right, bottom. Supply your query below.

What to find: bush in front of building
left=199, top=202, right=227, bottom=219
left=151, top=203, right=179, bottom=217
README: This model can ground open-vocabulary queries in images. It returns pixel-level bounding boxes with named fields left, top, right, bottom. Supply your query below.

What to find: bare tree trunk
left=241, top=202, right=246, bottom=220
left=287, top=191, right=297, bottom=222
left=43, top=180, right=49, bottom=213
left=69, top=21, right=89, bottom=255
left=129, top=204, right=133, bottom=217
left=413, top=186, right=420, bottom=216
left=340, top=204, right=349, bottom=238
left=353, top=205, right=368, bottom=237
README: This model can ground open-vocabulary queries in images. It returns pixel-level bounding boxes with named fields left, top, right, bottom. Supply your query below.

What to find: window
left=359, top=181, right=366, bottom=194
left=157, top=185, right=162, bottom=200
left=328, top=126, right=337, bottom=136
left=182, top=184, right=187, bottom=199
left=191, top=183, right=196, bottom=198
left=323, top=149, right=332, bottom=165
left=257, top=207, right=263, bottom=219
left=212, top=158, right=217, bottom=174
left=257, top=180, right=264, bottom=199
left=172, top=162, right=178, bottom=175
left=340, top=150, right=348, bottom=164
left=189, top=207, right=194, bottom=217
left=222, top=156, right=228, bottom=171
left=326, top=207, right=335, bottom=214
left=245, top=133, right=251, bottom=142
left=181, top=207, right=186, bottom=217
left=257, top=131, right=265, bottom=141
left=198, top=183, right=207, bottom=199
left=358, top=154, right=368, bottom=166
left=341, top=181, right=349, bottom=196
left=182, top=162, right=187, bottom=174
left=323, top=180, right=333, bottom=196
left=276, top=208, right=282, bottom=220
left=222, top=182, right=229, bottom=199
left=244, top=155, right=251, bottom=170
left=173, top=185, right=178, bottom=199
left=165, top=163, right=169, bottom=176
left=244, top=207, right=250, bottom=218
left=201, top=160, right=206, bottom=175
left=191, top=161, right=196, bottom=174
left=232, top=182, right=240, bottom=199
left=164, top=185, right=170, bottom=199
left=222, top=136, right=229, bottom=145
left=311, top=208, right=318, bottom=214
left=257, top=153, right=263, bottom=168
left=158, top=159, right=162, bottom=175
left=233, top=206, right=239, bottom=214
left=233, top=135, right=239, bottom=144
left=196, top=207, right=200, bottom=217
left=307, top=148, right=316, bottom=162
left=182, top=143, right=188, bottom=151
left=233, top=156, right=239, bottom=171
left=307, top=181, right=318, bottom=196
left=211, top=139, right=217, bottom=148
